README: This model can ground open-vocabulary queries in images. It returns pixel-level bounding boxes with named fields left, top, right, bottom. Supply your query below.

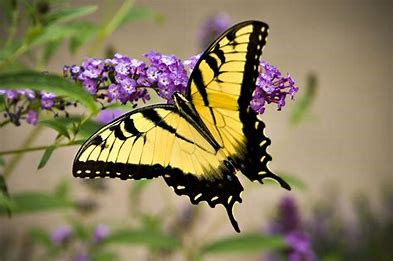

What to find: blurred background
left=0, top=0, right=392, bottom=260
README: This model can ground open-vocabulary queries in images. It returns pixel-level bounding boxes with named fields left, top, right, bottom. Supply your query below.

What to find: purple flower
left=119, top=78, right=137, bottom=95
left=144, top=50, right=162, bottom=64
left=198, top=12, right=232, bottom=48
left=97, top=109, right=125, bottom=124
left=286, top=232, right=316, bottom=261
left=82, top=57, right=104, bottom=79
left=265, top=196, right=316, bottom=261
left=115, top=62, right=130, bottom=76
left=75, top=251, right=90, bottom=261
left=26, top=110, right=38, bottom=125
left=83, top=78, right=98, bottom=94
left=146, top=66, right=159, bottom=83
left=129, top=59, right=146, bottom=75
left=51, top=226, right=73, bottom=245
left=40, top=91, right=56, bottom=110
left=93, top=224, right=110, bottom=243
left=251, top=60, right=299, bottom=115
left=6, top=90, right=19, bottom=101
left=270, top=196, right=301, bottom=234
left=107, top=84, right=120, bottom=102
left=183, top=54, right=202, bottom=72
left=20, top=89, right=36, bottom=100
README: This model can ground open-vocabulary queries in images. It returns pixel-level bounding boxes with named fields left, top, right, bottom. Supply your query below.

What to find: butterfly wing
left=73, top=104, right=244, bottom=231
left=187, top=20, right=290, bottom=189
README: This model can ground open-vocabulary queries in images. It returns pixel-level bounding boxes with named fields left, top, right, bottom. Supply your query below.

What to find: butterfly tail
left=258, top=172, right=291, bottom=191
left=225, top=205, right=241, bottom=233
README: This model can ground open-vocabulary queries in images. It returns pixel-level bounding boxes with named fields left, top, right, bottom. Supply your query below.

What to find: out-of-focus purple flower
left=265, top=196, right=316, bottom=261
left=40, top=91, right=56, bottom=110
left=26, top=110, right=38, bottom=125
left=97, top=109, right=125, bottom=124
left=6, top=90, right=19, bottom=101
left=198, top=12, right=232, bottom=48
left=75, top=252, right=90, bottom=261
left=251, top=60, right=299, bottom=114
left=269, top=196, right=301, bottom=234
left=286, top=232, right=316, bottom=261
left=83, top=78, right=98, bottom=94
left=20, top=89, right=36, bottom=100
left=93, top=224, right=110, bottom=243
left=51, top=226, right=73, bottom=245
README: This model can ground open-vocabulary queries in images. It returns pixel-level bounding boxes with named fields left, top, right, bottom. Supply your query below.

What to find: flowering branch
left=0, top=51, right=299, bottom=129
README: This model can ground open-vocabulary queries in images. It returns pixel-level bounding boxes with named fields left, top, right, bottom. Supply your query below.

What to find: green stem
left=4, top=7, right=19, bottom=49
left=0, top=139, right=84, bottom=157
left=88, top=0, right=135, bottom=56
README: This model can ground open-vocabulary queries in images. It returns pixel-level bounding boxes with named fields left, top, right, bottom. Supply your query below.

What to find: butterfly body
left=73, top=21, right=290, bottom=232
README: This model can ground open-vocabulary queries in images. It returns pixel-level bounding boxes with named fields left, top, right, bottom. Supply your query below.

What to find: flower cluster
left=64, top=51, right=196, bottom=105
left=0, top=89, right=71, bottom=126
left=266, top=196, right=316, bottom=261
left=251, top=61, right=299, bottom=114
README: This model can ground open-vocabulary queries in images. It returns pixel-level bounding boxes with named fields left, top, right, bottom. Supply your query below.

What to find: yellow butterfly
left=73, top=21, right=290, bottom=232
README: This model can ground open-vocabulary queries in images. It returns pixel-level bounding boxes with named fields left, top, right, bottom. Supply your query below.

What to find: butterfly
left=73, top=20, right=291, bottom=232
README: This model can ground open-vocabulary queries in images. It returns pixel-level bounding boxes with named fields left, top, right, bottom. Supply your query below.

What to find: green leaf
left=0, top=95, right=4, bottom=111
left=70, top=219, right=90, bottom=240
left=28, top=24, right=82, bottom=47
left=37, top=145, right=55, bottom=169
left=54, top=180, right=70, bottom=199
left=120, top=6, right=162, bottom=27
left=68, top=22, right=99, bottom=54
left=0, top=191, right=73, bottom=215
left=42, top=39, right=62, bottom=64
left=0, top=193, right=14, bottom=215
left=0, top=0, right=16, bottom=21
left=0, top=156, right=5, bottom=166
left=0, top=71, right=99, bottom=114
left=290, top=73, right=317, bottom=126
left=45, top=6, right=98, bottom=25
left=0, top=175, right=12, bottom=216
left=29, top=228, right=53, bottom=248
left=40, top=119, right=70, bottom=139
left=132, top=180, right=151, bottom=196
left=200, top=234, right=286, bottom=256
left=93, top=251, right=120, bottom=261
left=103, top=229, right=180, bottom=250
left=0, top=175, right=8, bottom=196
left=48, top=116, right=103, bottom=139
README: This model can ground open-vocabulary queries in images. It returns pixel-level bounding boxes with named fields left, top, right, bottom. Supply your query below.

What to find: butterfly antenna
left=225, top=205, right=241, bottom=233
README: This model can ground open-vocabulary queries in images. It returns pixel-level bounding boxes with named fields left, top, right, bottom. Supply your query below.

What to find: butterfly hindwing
left=73, top=104, right=244, bottom=231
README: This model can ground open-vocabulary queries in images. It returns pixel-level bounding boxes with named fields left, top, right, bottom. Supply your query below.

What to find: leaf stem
left=0, top=139, right=84, bottom=157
